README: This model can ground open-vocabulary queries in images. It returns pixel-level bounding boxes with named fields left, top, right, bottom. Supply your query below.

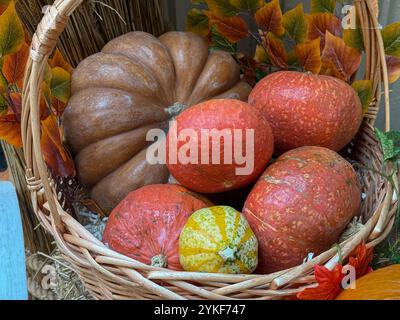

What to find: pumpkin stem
left=218, top=247, right=237, bottom=263
left=151, top=254, right=168, bottom=268
left=165, top=102, right=188, bottom=118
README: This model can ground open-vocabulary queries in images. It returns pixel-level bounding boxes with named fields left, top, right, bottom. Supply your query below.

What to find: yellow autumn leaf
left=254, top=44, right=268, bottom=63
left=0, top=1, right=24, bottom=57
left=205, top=0, right=238, bottom=17
left=50, top=67, right=71, bottom=104
left=283, top=3, right=308, bottom=43
left=352, top=80, right=373, bottom=114
left=382, top=21, right=400, bottom=57
left=186, top=8, right=210, bottom=37
left=295, top=38, right=322, bottom=74
left=230, top=0, right=263, bottom=12
left=255, top=0, right=285, bottom=37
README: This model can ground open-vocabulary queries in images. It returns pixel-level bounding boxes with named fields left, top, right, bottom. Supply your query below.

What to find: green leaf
left=311, top=0, right=336, bottom=13
left=382, top=21, right=400, bottom=57
left=230, top=0, right=263, bottom=12
left=50, top=67, right=71, bottom=104
left=205, top=0, right=239, bottom=17
left=210, top=26, right=237, bottom=54
left=186, top=8, right=210, bottom=37
left=343, top=15, right=364, bottom=52
left=283, top=3, right=308, bottom=43
left=352, top=80, right=372, bottom=114
left=375, top=128, right=400, bottom=162
left=0, top=1, right=24, bottom=58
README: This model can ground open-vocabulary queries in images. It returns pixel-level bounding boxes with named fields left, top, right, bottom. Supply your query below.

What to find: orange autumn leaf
left=206, top=11, right=248, bottom=43
left=0, top=113, right=22, bottom=147
left=2, top=42, right=29, bottom=86
left=348, top=242, right=374, bottom=278
left=41, top=114, right=75, bottom=177
left=50, top=48, right=73, bottom=73
left=9, top=91, right=21, bottom=114
left=51, top=97, right=67, bottom=116
left=387, top=55, right=400, bottom=84
left=307, top=12, right=341, bottom=50
left=321, top=31, right=361, bottom=81
left=295, top=38, right=322, bottom=73
left=266, top=33, right=288, bottom=69
left=297, top=264, right=344, bottom=300
left=255, top=0, right=285, bottom=37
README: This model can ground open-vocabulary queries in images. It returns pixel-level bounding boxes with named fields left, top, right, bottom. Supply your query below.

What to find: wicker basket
left=21, top=0, right=398, bottom=300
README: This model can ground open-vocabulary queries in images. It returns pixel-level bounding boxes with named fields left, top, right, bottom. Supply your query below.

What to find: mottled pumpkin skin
left=102, top=184, right=212, bottom=270
left=179, top=206, right=258, bottom=274
left=62, top=31, right=251, bottom=213
left=166, top=99, right=274, bottom=193
left=243, top=146, right=361, bottom=273
left=337, top=265, right=400, bottom=300
left=248, top=71, right=363, bottom=154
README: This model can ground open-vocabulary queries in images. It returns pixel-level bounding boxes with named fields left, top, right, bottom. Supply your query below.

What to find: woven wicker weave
left=21, top=0, right=398, bottom=299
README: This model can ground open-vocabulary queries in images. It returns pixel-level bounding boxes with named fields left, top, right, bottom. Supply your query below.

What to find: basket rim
left=20, top=0, right=398, bottom=300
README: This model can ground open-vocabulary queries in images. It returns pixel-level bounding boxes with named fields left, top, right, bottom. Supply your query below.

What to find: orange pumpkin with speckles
left=166, top=99, right=274, bottom=194
left=243, top=146, right=361, bottom=273
left=248, top=71, right=363, bottom=154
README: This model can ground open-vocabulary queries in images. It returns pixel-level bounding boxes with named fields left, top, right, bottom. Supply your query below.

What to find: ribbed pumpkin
left=179, top=206, right=258, bottom=274
left=62, top=31, right=251, bottom=213
left=337, top=265, right=400, bottom=300
left=102, top=184, right=212, bottom=270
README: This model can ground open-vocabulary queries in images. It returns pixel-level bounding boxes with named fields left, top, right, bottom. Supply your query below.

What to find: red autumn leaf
left=297, top=264, right=344, bottom=300
left=255, top=0, right=285, bottom=37
left=41, top=114, right=75, bottom=177
left=9, top=91, right=21, bottom=115
left=206, top=11, right=248, bottom=43
left=321, top=31, right=362, bottom=81
left=49, top=48, right=73, bottom=74
left=51, top=97, right=67, bottom=116
left=387, top=55, right=400, bottom=84
left=295, top=38, right=322, bottom=73
left=0, top=113, right=22, bottom=148
left=266, top=33, right=288, bottom=69
left=2, top=42, right=29, bottom=86
left=0, top=4, right=6, bottom=15
left=307, top=12, right=342, bottom=50
left=348, top=242, right=374, bottom=278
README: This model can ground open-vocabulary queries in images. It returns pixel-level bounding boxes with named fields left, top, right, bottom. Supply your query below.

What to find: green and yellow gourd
left=179, top=206, right=258, bottom=274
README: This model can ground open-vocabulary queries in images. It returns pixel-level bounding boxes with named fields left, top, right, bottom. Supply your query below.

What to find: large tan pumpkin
left=62, top=31, right=251, bottom=213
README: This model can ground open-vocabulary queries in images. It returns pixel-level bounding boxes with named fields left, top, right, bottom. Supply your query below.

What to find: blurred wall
left=162, top=0, right=399, bottom=130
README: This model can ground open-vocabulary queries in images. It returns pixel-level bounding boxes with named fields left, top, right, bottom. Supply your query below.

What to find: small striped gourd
left=179, top=206, right=258, bottom=274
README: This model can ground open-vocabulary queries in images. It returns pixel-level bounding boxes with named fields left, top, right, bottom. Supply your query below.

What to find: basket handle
left=22, top=1, right=83, bottom=231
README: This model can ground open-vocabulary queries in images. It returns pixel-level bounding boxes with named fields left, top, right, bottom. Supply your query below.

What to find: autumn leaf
left=2, top=42, right=29, bottom=86
left=254, top=44, right=268, bottom=63
left=311, top=0, right=336, bottom=14
left=343, top=14, right=364, bottom=53
left=266, top=33, right=288, bottom=69
left=49, top=48, right=73, bottom=74
left=230, top=0, right=263, bottom=12
left=0, top=1, right=24, bottom=57
left=255, top=0, right=285, bottom=37
left=307, top=12, right=342, bottom=50
left=297, top=264, right=344, bottom=300
left=295, top=38, right=322, bottom=73
left=382, top=21, right=400, bottom=57
left=186, top=9, right=210, bottom=38
left=0, top=72, right=7, bottom=93
left=9, top=91, right=21, bottom=114
left=348, top=242, right=374, bottom=278
left=321, top=31, right=362, bottom=81
left=41, top=114, right=75, bottom=177
left=0, top=94, right=7, bottom=115
left=387, top=55, right=400, bottom=84
left=283, top=3, right=308, bottom=44
left=206, top=11, right=248, bottom=43
left=0, top=113, right=22, bottom=147
left=210, top=26, right=237, bottom=53
left=352, top=80, right=373, bottom=114
left=50, top=67, right=71, bottom=104
left=205, top=0, right=238, bottom=17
